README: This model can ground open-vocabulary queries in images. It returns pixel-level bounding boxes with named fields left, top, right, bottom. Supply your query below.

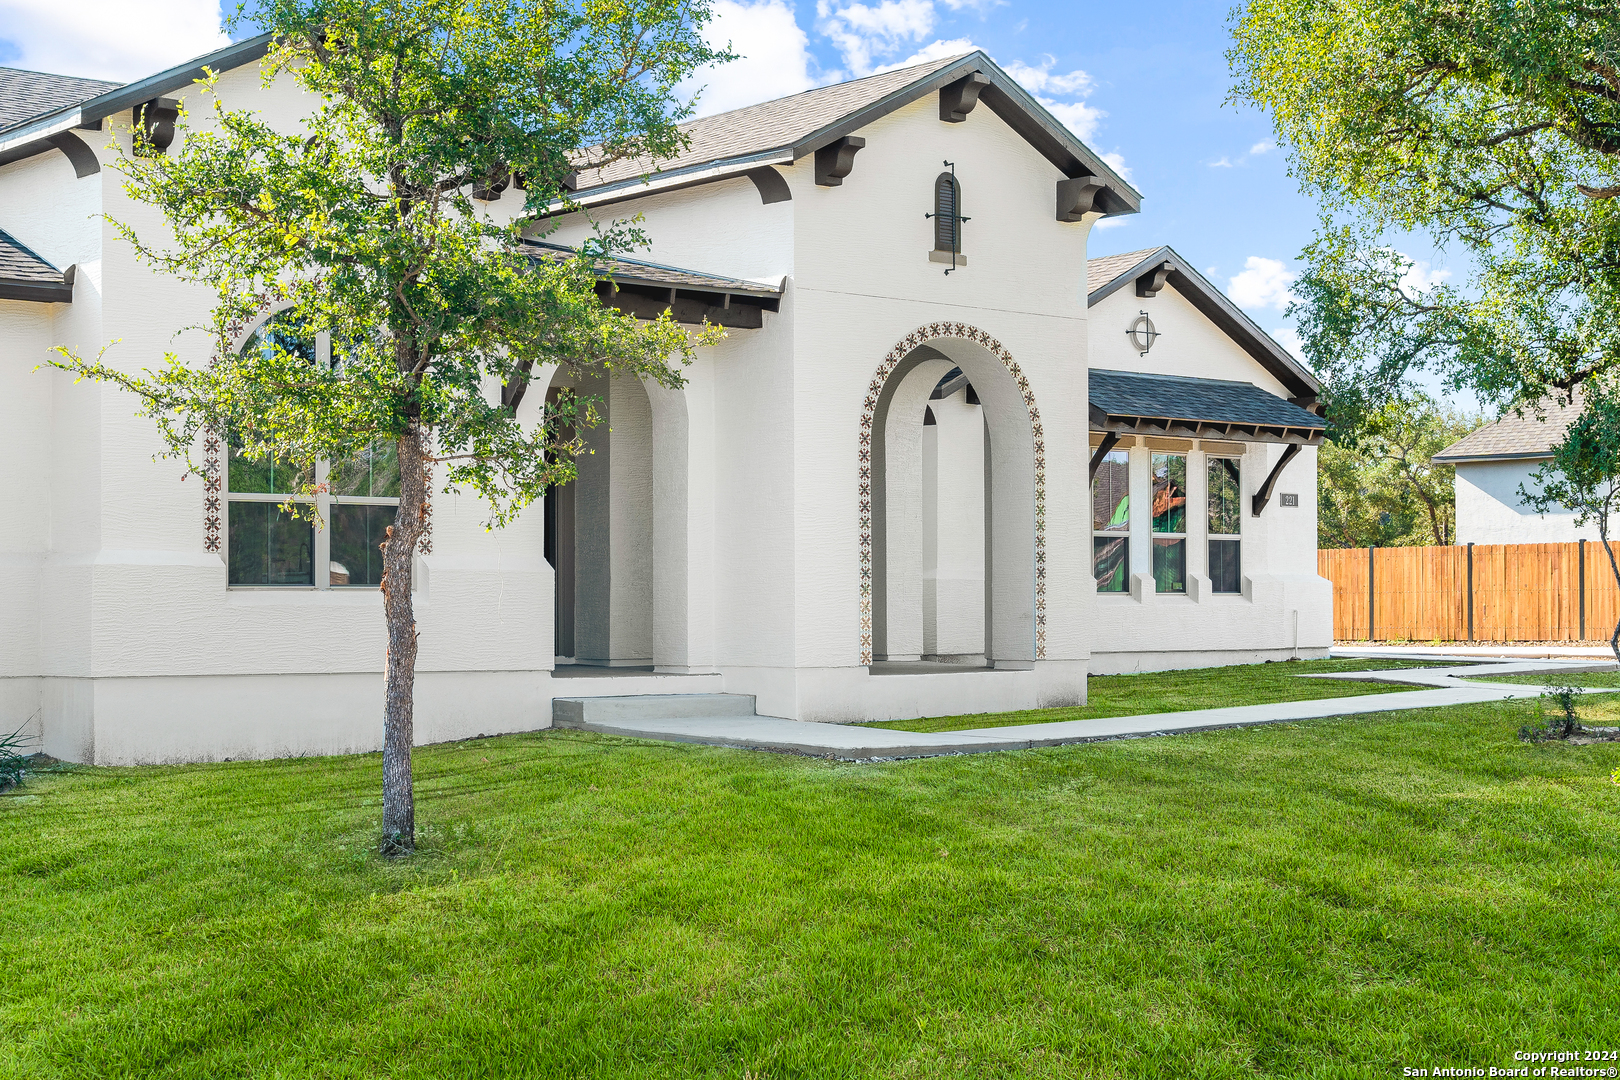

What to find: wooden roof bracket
left=1088, top=431, right=1121, bottom=483
left=1251, top=443, right=1302, bottom=517
left=814, top=136, right=865, bottom=187
left=939, top=72, right=991, bottom=122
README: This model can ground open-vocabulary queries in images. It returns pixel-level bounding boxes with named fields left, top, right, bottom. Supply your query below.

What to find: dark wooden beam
left=1056, top=176, right=1108, bottom=222
left=745, top=166, right=792, bottom=204
left=814, top=136, right=865, bottom=187
left=1251, top=443, right=1302, bottom=516
left=44, top=132, right=99, bottom=177
left=1088, top=432, right=1121, bottom=482
left=135, top=98, right=179, bottom=154
left=939, top=72, right=991, bottom=122
left=1135, top=261, right=1173, bottom=297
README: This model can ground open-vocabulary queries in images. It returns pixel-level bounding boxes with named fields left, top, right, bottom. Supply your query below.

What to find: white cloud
left=1003, top=53, right=1103, bottom=140
left=1270, top=326, right=1305, bottom=359
left=1100, top=151, right=1131, bottom=182
left=1398, top=257, right=1452, bottom=294
left=1249, top=140, right=1274, bottom=155
left=938, top=0, right=1004, bottom=12
left=879, top=36, right=978, bottom=72
left=1005, top=55, right=1092, bottom=96
left=679, top=0, right=818, bottom=117
left=817, top=0, right=935, bottom=76
left=1227, top=256, right=1297, bottom=311
left=1044, top=99, right=1104, bottom=141
left=1208, top=156, right=1234, bottom=168
left=0, top=0, right=229, bottom=82
left=1094, top=215, right=1131, bottom=230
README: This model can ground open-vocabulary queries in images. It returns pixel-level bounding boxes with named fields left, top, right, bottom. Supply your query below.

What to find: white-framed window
left=1092, top=447, right=1130, bottom=592
left=225, top=314, right=400, bottom=588
left=1150, top=452, right=1187, bottom=594
left=1207, top=456, right=1242, bottom=594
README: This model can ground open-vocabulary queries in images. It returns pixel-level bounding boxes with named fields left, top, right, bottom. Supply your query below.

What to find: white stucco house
left=0, top=38, right=1332, bottom=764
left=1434, top=397, right=1592, bottom=545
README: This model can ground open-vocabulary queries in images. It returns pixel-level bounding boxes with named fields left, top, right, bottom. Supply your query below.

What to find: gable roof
left=566, top=50, right=1140, bottom=216
left=0, top=68, right=121, bottom=131
left=1086, top=244, right=1320, bottom=402
left=1433, top=395, right=1583, bottom=463
left=0, top=228, right=74, bottom=302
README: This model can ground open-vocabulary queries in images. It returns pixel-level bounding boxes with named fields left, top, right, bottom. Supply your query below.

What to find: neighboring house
left=0, top=38, right=1331, bottom=764
left=1433, top=397, right=1591, bottom=545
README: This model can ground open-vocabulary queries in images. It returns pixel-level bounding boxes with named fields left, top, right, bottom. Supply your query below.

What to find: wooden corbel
left=1088, top=431, right=1122, bottom=482
left=135, top=98, right=179, bottom=154
left=1251, top=443, right=1302, bottom=516
left=814, top=136, right=865, bottom=187
left=1056, top=176, right=1108, bottom=222
left=472, top=167, right=511, bottom=201
left=1136, top=261, right=1173, bottom=297
left=939, top=73, right=991, bottom=122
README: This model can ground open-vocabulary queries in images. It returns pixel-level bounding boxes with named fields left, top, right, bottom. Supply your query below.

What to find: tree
left=1522, top=384, right=1620, bottom=660
left=1228, top=0, right=1620, bottom=430
left=54, top=0, right=727, bottom=855
left=1317, top=394, right=1481, bottom=548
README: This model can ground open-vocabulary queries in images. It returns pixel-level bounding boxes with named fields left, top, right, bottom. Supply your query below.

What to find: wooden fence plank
left=1319, top=541, right=1620, bottom=642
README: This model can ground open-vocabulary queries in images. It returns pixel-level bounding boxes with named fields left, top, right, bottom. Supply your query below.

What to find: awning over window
left=1089, top=368, right=1325, bottom=445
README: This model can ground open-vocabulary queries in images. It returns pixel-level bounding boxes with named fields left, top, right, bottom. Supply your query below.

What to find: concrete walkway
left=555, top=656, right=1617, bottom=761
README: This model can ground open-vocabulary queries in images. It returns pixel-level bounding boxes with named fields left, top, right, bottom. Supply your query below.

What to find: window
left=225, top=314, right=400, bottom=588
left=933, top=172, right=961, bottom=252
left=1207, top=456, right=1242, bottom=594
left=1150, top=452, right=1187, bottom=593
left=1092, top=448, right=1130, bottom=592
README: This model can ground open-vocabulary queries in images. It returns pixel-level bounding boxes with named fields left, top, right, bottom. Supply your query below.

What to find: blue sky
left=0, top=0, right=1460, bottom=378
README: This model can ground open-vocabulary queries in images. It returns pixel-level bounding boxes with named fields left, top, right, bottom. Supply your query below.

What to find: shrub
left=1520, top=684, right=1586, bottom=742
left=0, top=722, right=32, bottom=791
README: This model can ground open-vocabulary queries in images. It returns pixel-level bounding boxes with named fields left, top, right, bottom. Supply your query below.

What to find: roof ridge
left=682, top=52, right=973, bottom=128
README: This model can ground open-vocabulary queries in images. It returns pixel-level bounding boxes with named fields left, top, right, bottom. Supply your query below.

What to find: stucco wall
left=1454, top=459, right=1598, bottom=545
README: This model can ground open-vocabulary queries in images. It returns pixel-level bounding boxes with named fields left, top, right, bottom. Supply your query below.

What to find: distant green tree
left=52, top=0, right=727, bottom=855
left=1317, top=394, right=1481, bottom=548
left=1229, top=0, right=1620, bottom=429
left=1522, top=385, right=1620, bottom=660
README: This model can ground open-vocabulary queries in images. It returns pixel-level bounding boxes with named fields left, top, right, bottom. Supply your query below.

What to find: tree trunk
left=1600, top=514, right=1620, bottom=664
left=380, top=422, right=430, bottom=855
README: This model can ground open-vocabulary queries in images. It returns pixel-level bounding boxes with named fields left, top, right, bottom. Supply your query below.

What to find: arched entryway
left=860, top=323, right=1046, bottom=667
left=545, top=368, right=691, bottom=668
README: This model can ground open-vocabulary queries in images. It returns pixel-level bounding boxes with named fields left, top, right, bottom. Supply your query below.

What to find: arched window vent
left=924, top=161, right=970, bottom=273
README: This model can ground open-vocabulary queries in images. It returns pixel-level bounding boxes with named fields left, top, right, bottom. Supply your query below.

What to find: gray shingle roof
left=521, top=240, right=782, bottom=295
left=0, top=228, right=73, bottom=302
left=1086, top=247, right=1163, bottom=291
left=1433, top=395, right=1583, bottom=462
left=1090, top=368, right=1325, bottom=438
left=572, top=54, right=966, bottom=192
left=0, top=66, right=121, bottom=131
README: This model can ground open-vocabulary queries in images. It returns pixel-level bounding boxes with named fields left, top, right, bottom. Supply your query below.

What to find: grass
left=1465, top=671, right=1620, bottom=727
left=860, top=657, right=1441, bottom=734
left=4, top=693, right=1619, bottom=1078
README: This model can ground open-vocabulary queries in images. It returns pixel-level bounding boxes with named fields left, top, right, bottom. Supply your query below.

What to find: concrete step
left=553, top=693, right=758, bottom=727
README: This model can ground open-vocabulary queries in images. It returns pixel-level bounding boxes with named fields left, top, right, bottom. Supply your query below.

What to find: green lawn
left=4, top=694, right=1618, bottom=1078
left=1466, top=671, right=1620, bottom=726
left=862, top=658, right=1440, bottom=733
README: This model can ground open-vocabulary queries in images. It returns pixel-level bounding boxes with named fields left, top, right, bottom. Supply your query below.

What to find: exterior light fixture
left=1127, top=311, right=1160, bottom=356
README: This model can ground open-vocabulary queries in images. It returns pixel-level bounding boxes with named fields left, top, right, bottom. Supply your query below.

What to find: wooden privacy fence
left=1319, top=541, right=1620, bottom=642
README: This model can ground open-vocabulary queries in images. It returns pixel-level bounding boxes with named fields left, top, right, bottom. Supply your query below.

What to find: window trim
left=1150, top=451, right=1188, bottom=595
left=224, top=321, right=401, bottom=590
left=1091, top=446, right=1131, bottom=593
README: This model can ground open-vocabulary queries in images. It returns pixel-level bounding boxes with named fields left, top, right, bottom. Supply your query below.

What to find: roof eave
left=0, top=33, right=274, bottom=150
left=1432, top=451, right=1553, bottom=465
left=0, top=277, right=73, bottom=303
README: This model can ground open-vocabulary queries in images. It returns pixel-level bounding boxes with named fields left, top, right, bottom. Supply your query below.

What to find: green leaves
left=1230, top=0, right=1620, bottom=420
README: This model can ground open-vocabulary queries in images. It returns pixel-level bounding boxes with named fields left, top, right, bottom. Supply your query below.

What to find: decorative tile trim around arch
left=858, top=322, right=1047, bottom=665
